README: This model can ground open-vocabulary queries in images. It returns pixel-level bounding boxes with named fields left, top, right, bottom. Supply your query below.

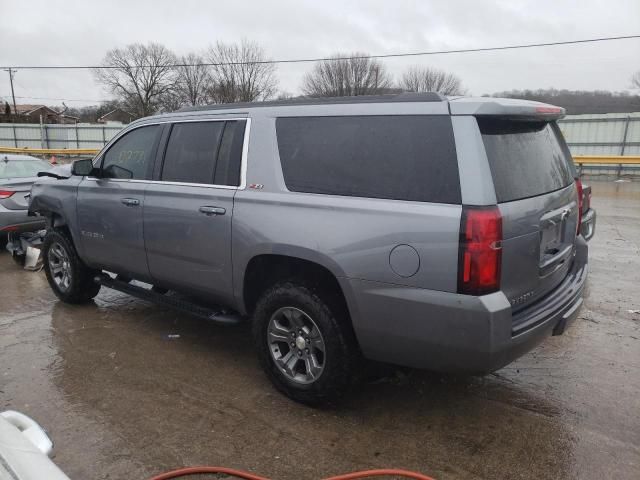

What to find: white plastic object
left=0, top=411, right=70, bottom=480
left=0, top=411, right=53, bottom=455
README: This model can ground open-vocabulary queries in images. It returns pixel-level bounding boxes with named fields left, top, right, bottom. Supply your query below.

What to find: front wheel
left=252, top=281, right=359, bottom=405
left=43, top=230, right=101, bottom=304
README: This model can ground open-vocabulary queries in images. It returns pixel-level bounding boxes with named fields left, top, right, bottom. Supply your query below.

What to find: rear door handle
left=199, top=206, right=226, bottom=216
left=121, top=198, right=140, bottom=207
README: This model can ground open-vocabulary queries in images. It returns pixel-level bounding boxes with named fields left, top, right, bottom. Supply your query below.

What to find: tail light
left=0, top=190, right=15, bottom=199
left=575, top=178, right=583, bottom=234
left=458, top=206, right=502, bottom=296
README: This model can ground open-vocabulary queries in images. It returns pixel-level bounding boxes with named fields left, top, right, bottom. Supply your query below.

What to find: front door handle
left=199, top=206, right=226, bottom=216
left=121, top=198, right=140, bottom=207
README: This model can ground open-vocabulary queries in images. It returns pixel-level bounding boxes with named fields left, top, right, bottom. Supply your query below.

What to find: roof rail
left=178, top=92, right=446, bottom=112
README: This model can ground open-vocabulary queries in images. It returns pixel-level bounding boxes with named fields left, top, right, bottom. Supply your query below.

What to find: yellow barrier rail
left=0, top=146, right=99, bottom=156
left=1, top=147, right=639, bottom=165
left=572, top=155, right=640, bottom=165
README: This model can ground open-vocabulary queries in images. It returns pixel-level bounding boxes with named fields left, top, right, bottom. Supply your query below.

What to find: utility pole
left=4, top=68, right=17, bottom=115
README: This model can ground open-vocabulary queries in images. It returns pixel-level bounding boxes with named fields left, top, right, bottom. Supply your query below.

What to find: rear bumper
left=0, top=207, right=46, bottom=234
left=348, top=237, right=588, bottom=373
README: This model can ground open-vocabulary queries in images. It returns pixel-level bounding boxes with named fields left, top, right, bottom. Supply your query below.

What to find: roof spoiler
left=448, top=97, right=566, bottom=120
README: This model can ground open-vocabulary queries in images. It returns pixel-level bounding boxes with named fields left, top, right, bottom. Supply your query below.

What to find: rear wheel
left=43, top=230, right=101, bottom=304
left=252, top=281, right=359, bottom=405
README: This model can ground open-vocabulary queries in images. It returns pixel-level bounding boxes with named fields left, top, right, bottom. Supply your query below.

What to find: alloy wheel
left=267, top=306, right=326, bottom=384
left=48, top=242, right=72, bottom=292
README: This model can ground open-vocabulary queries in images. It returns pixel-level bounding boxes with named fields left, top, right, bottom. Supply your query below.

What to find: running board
left=94, top=274, right=243, bottom=326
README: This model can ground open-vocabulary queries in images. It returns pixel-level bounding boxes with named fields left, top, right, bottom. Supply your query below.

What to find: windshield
left=0, top=159, right=52, bottom=179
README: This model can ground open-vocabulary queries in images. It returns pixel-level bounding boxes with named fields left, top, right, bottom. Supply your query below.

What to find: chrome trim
left=84, top=178, right=239, bottom=190
left=88, top=117, right=251, bottom=191
left=239, top=117, right=251, bottom=190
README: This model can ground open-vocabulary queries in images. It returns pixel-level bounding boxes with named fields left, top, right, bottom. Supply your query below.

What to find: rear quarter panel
left=232, top=112, right=462, bottom=314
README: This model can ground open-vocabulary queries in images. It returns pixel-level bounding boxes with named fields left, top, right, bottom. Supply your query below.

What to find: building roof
left=8, top=104, right=59, bottom=115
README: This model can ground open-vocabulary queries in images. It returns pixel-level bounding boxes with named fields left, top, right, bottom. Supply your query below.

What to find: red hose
left=148, top=466, right=269, bottom=480
left=148, top=466, right=435, bottom=480
left=324, top=468, right=436, bottom=480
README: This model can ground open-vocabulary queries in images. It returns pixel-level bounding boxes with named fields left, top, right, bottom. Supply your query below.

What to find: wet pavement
left=1, top=178, right=639, bottom=480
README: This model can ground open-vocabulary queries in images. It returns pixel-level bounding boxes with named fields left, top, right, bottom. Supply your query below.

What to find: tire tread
left=252, top=279, right=359, bottom=405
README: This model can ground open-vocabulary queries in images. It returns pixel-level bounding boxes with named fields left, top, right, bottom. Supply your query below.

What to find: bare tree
left=175, top=53, right=213, bottom=106
left=632, top=71, right=640, bottom=89
left=400, top=66, right=464, bottom=96
left=206, top=40, right=278, bottom=103
left=302, top=53, right=392, bottom=97
left=93, top=43, right=178, bottom=117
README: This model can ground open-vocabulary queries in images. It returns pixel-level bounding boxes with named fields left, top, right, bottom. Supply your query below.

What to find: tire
left=43, top=229, right=101, bottom=304
left=252, top=280, right=359, bottom=405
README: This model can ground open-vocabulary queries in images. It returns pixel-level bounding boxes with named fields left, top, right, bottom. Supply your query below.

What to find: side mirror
left=71, top=158, right=96, bottom=176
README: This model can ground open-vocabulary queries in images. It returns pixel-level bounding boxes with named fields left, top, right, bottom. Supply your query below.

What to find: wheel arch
left=240, top=251, right=361, bottom=336
left=36, top=208, right=85, bottom=259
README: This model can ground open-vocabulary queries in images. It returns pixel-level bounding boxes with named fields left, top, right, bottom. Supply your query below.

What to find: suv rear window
left=276, top=115, right=461, bottom=204
left=478, top=119, right=574, bottom=203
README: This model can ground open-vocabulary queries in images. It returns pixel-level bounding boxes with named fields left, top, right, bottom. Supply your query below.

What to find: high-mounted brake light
left=575, top=178, right=583, bottom=235
left=458, top=206, right=502, bottom=296
left=535, top=106, right=563, bottom=114
left=0, top=190, right=15, bottom=199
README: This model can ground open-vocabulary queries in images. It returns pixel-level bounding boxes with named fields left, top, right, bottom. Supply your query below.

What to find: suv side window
left=161, top=121, right=225, bottom=184
left=214, top=121, right=246, bottom=186
left=160, top=120, right=246, bottom=186
left=101, top=125, right=159, bottom=179
left=276, top=115, right=461, bottom=204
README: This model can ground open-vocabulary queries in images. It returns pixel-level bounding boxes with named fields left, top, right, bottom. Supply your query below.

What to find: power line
left=1, top=34, right=639, bottom=70
left=1, top=94, right=106, bottom=103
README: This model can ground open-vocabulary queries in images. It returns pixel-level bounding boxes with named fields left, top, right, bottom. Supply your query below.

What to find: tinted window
left=102, top=125, right=159, bottom=179
left=162, top=122, right=225, bottom=183
left=479, top=119, right=574, bottom=203
left=276, top=116, right=460, bottom=204
left=214, top=121, right=245, bottom=186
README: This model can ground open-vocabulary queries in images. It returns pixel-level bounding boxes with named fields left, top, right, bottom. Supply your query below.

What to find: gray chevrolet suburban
left=29, top=93, right=595, bottom=404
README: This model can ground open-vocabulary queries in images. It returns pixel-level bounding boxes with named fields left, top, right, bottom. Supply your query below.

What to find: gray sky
left=1, top=0, right=639, bottom=107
